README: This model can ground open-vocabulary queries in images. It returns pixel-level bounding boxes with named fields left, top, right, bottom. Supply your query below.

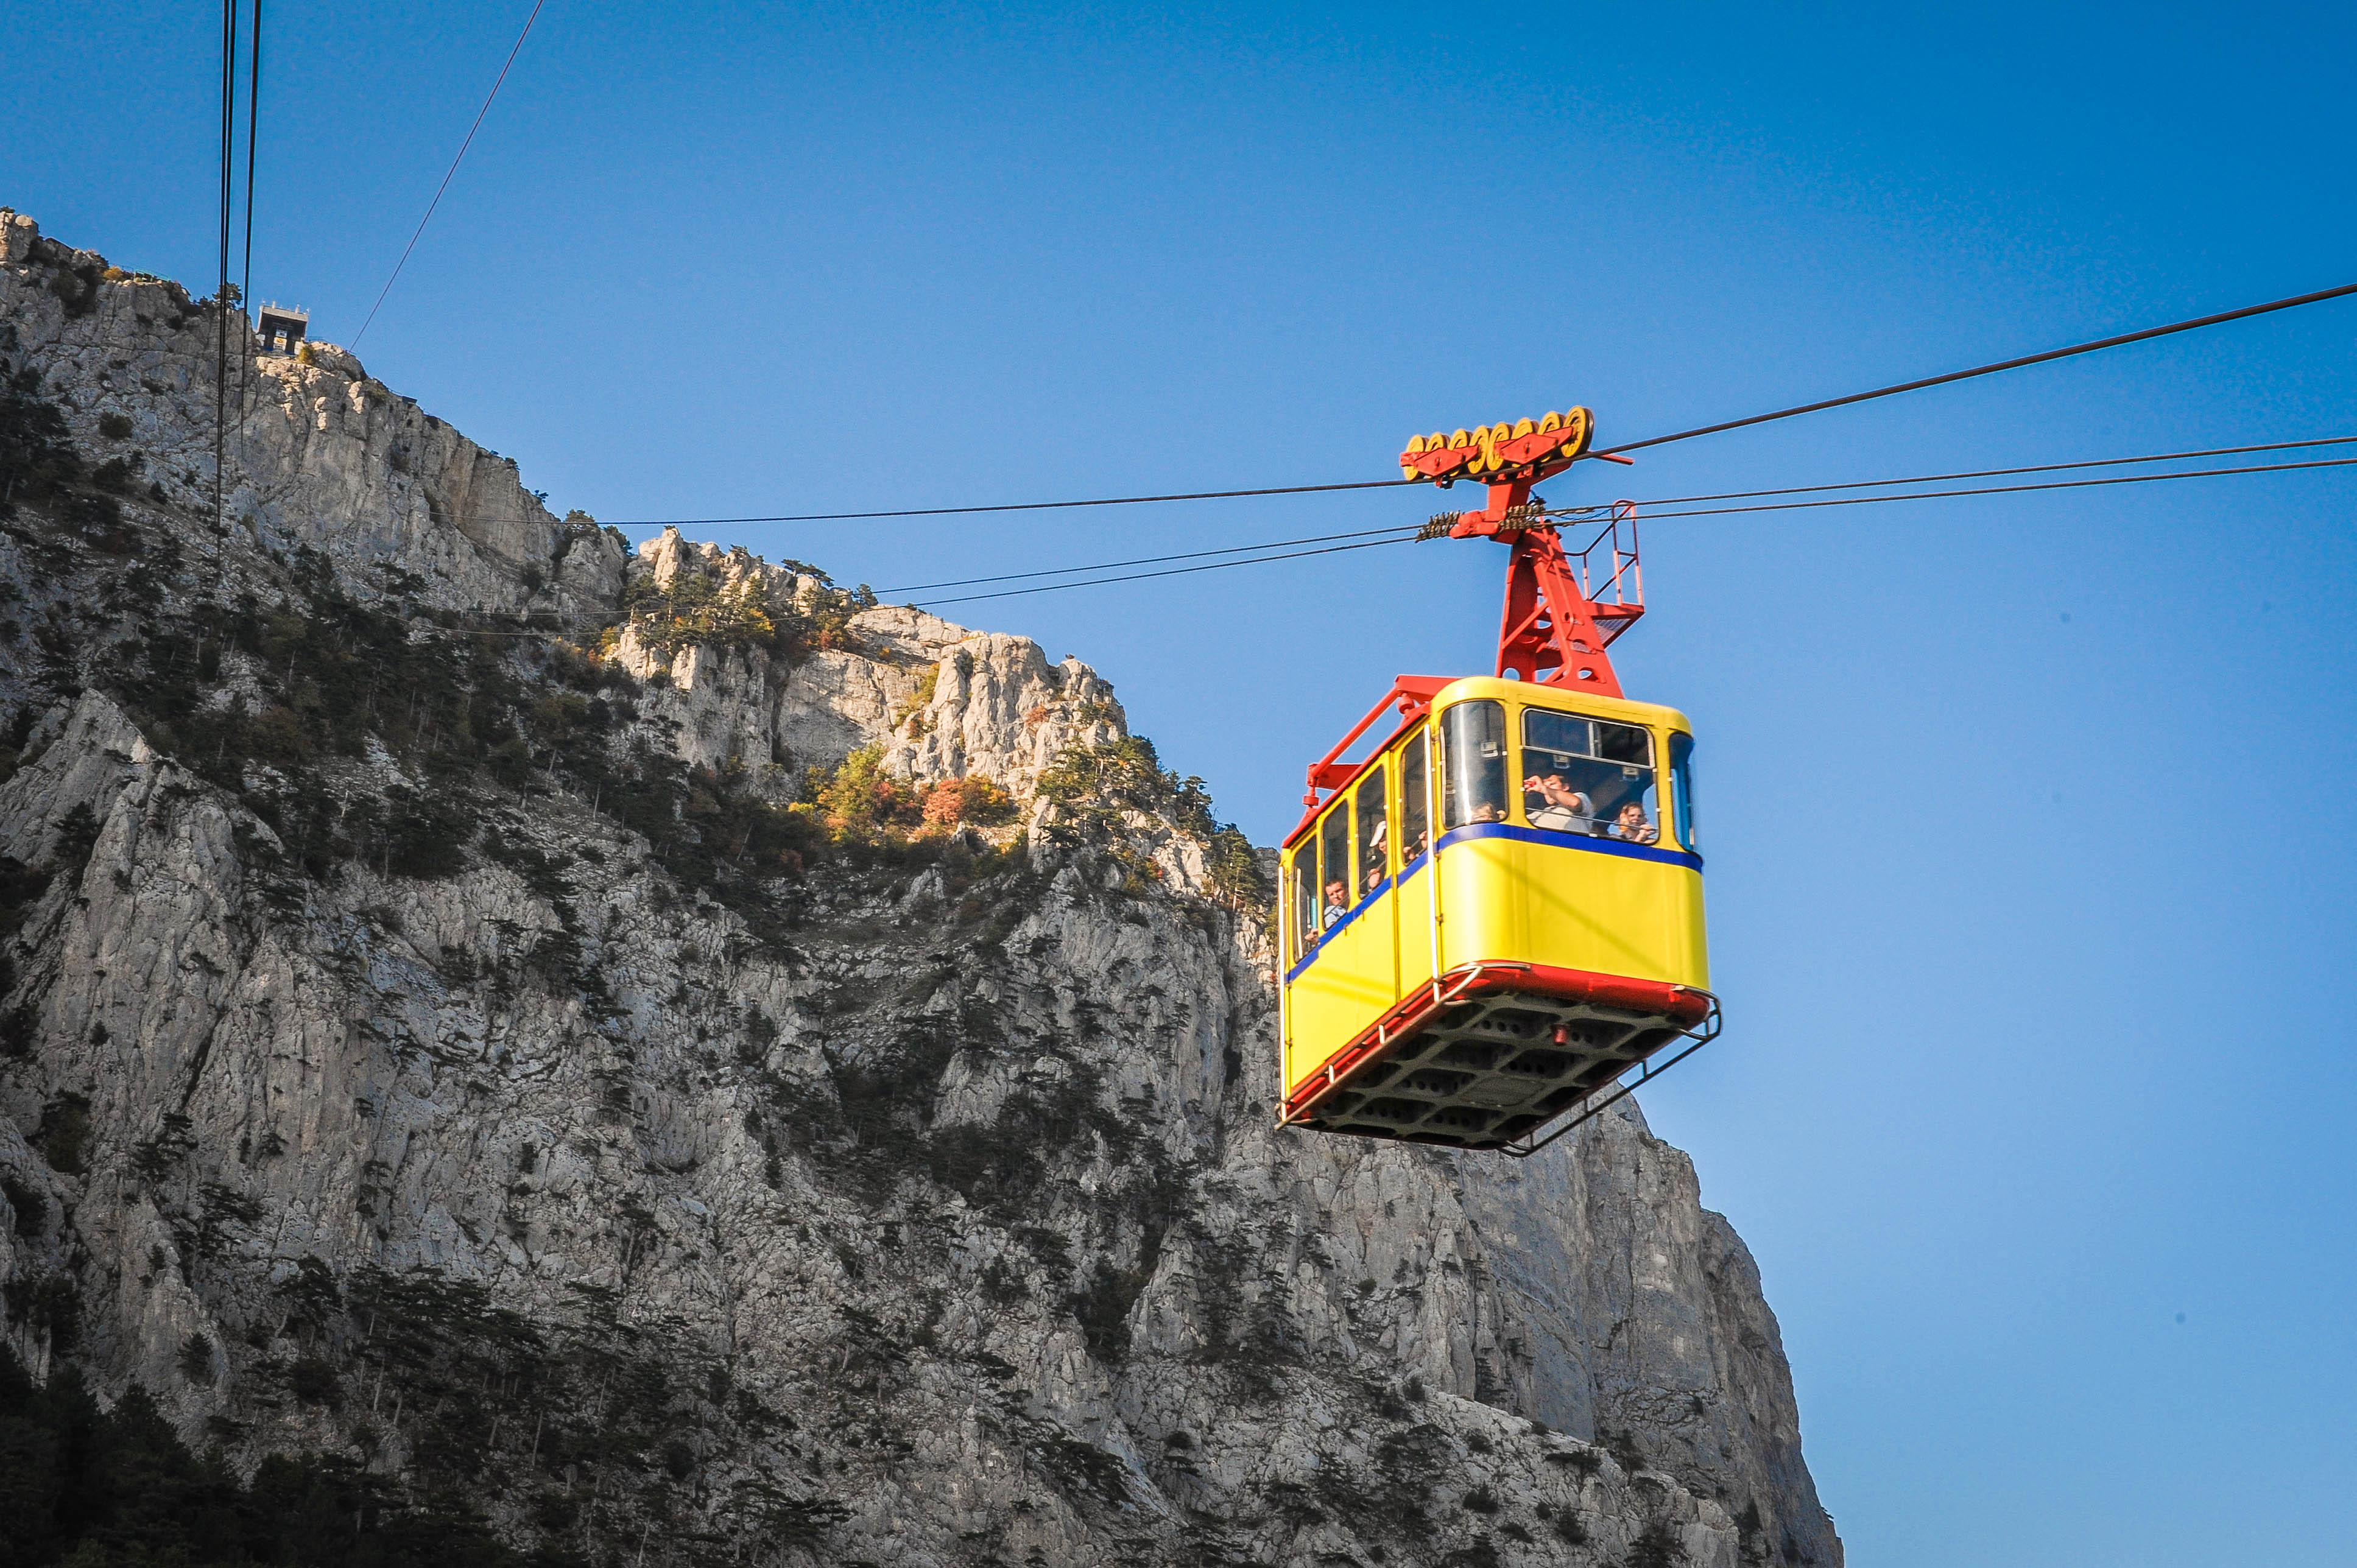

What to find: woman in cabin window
left=1610, top=801, right=1659, bottom=844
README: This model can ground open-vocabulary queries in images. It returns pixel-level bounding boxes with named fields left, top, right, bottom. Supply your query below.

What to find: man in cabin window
left=1362, top=816, right=1389, bottom=895
left=1322, top=880, right=1350, bottom=929
left=1524, top=773, right=1594, bottom=833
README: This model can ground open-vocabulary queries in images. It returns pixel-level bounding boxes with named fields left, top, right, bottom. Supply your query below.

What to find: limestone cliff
left=0, top=209, right=1840, bottom=1567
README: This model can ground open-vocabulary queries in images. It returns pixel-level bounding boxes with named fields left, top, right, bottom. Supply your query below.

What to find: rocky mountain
left=0, top=209, right=1841, bottom=1568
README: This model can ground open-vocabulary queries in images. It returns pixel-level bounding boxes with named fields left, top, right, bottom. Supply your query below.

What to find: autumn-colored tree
left=814, top=745, right=921, bottom=836
left=921, top=775, right=1014, bottom=829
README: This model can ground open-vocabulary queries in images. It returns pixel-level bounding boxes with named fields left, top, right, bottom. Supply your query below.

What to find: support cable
left=1593, top=453, right=2357, bottom=526
left=911, top=534, right=1426, bottom=608
left=886, top=439, right=2357, bottom=600
left=414, top=445, right=2354, bottom=635
left=607, top=475, right=1413, bottom=529
left=234, top=0, right=260, bottom=442
left=606, top=281, right=2357, bottom=530
left=906, top=452, right=2357, bottom=607
left=213, top=0, right=238, bottom=538
left=1596, top=281, right=2357, bottom=457
left=437, top=437, right=2356, bottom=608
left=1539, top=434, right=2357, bottom=518
left=351, top=0, right=548, bottom=348
left=874, top=522, right=1425, bottom=597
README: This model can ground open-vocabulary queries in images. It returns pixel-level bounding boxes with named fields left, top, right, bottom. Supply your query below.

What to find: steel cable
left=905, top=452, right=2357, bottom=607
left=429, top=437, right=2357, bottom=613
left=234, top=0, right=261, bottom=444
left=1560, top=434, right=2357, bottom=514
left=1594, top=282, right=2357, bottom=457
left=352, top=0, right=548, bottom=348
left=405, top=445, right=2353, bottom=633
left=608, top=283, right=2357, bottom=530
left=874, top=523, right=1425, bottom=597
left=1590, top=453, right=2357, bottom=526
left=607, top=476, right=1415, bottom=529
left=213, top=0, right=239, bottom=538
left=914, top=533, right=1426, bottom=608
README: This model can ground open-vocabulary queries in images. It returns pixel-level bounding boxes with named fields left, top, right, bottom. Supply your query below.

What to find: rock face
left=0, top=211, right=1840, bottom=1567
left=619, top=528, right=1126, bottom=800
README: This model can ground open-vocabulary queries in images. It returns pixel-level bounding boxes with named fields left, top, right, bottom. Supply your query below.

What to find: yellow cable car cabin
left=1277, top=678, right=1712, bottom=1151
left=1277, top=410, right=1718, bottom=1155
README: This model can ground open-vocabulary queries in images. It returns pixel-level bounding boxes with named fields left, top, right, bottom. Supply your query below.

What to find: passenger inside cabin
left=1362, top=817, right=1389, bottom=894
left=1401, top=732, right=1431, bottom=862
left=1322, top=880, right=1350, bottom=927
left=1524, top=773, right=1596, bottom=832
left=1610, top=802, right=1659, bottom=844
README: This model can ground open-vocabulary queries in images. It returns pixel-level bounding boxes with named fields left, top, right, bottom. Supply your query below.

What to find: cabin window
left=1521, top=709, right=1661, bottom=844
left=1400, top=726, right=1431, bottom=862
left=1290, top=842, right=1317, bottom=955
left=1319, top=801, right=1352, bottom=929
left=1668, top=730, right=1697, bottom=851
left=1439, top=700, right=1510, bottom=830
left=1355, top=765, right=1389, bottom=898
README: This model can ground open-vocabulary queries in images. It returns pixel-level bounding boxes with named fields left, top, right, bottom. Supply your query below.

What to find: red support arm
left=1298, top=409, right=1649, bottom=838
left=1434, top=469, right=1643, bottom=698
left=1493, top=526, right=1626, bottom=694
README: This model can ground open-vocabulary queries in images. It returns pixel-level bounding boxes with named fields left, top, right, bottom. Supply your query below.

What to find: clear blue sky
left=13, top=4, right=2357, bottom=1561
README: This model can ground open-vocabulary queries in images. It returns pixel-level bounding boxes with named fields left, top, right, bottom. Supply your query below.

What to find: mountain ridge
left=0, top=208, right=1839, bottom=1568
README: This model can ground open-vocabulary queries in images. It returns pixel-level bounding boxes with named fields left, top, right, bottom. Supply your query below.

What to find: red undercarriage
left=1281, top=963, right=1716, bottom=1153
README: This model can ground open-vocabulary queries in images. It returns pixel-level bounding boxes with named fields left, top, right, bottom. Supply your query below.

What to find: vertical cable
left=215, top=0, right=238, bottom=536
left=236, top=0, right=260, bottom=441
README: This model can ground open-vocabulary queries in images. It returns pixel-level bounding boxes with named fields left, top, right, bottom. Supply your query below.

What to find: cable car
left=1276, top=410, right=1719, bottom=1156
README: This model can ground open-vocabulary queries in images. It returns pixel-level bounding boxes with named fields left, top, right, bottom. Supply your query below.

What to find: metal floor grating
left=1297, top=993, right=1691, bottom=1151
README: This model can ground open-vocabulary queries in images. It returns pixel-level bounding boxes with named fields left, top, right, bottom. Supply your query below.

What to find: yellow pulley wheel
left=1558, top=407, right=1594, bottom=459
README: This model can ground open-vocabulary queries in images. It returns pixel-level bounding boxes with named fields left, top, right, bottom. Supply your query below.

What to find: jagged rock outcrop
left=0, top=208, right=624, bottom=617
left=618, top=529, right=1126, bottom=800
left=0, top=210, right=1839, bottom=1567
